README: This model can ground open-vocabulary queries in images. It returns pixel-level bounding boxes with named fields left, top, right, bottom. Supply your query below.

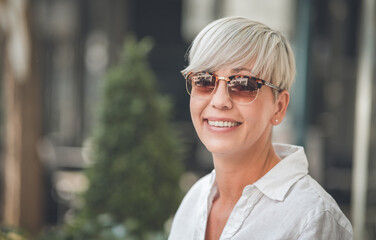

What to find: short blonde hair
left=182, top=16, right=296, bottom=92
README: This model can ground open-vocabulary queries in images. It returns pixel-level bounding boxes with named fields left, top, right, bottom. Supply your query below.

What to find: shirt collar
left=253, top=143, right=309, bottom=201
left=209, top=144, right=309, bottom=202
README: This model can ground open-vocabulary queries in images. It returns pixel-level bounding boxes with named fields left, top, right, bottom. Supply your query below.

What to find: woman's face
left=189, top=66, right=289, bottom=158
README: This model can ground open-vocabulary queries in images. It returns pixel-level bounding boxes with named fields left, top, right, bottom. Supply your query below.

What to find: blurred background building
left=0, top=0, right=375, bottom=239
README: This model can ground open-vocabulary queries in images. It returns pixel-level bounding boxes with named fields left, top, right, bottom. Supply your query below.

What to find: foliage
left=38, top=213, right=168, bottom=240
left=0, top=226, right=29, bottom=240
left=81, top=35, right=183, bottom=235
left=37, top=35, right=184, bottom=240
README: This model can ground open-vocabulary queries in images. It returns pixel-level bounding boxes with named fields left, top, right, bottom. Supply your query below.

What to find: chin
left=202, top=140, right=235, bottom=155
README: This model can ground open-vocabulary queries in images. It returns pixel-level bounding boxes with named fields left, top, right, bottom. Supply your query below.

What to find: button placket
left=220, top=188, right=263, bottom=239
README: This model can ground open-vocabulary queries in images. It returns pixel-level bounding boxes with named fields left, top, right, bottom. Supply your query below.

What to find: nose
left=210, top=79, right=233, bottom=109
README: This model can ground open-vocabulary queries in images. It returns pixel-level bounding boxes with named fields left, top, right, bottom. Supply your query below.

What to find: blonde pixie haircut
left=182, top=16, right=296, bottom=93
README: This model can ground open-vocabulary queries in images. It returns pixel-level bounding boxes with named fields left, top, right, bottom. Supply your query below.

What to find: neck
left=212, top=141, right=280, bottom=205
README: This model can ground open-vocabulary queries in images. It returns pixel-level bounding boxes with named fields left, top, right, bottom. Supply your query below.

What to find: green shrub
left=83, top=35, right=184, bottom=234
left=38, top=213, right=168, bottom=240
left=39, top=36, right=184, bottom=239
left=0, top=226, right=29, bottom=240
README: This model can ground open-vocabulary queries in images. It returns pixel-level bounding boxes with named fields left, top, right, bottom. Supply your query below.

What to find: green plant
left=0, top=226, right=29, bottom=240
left=39, top=35, right=184, bottom=240
left=38, top=213, right=168, bottom=240
left=81, top=35, right=184, bottom=236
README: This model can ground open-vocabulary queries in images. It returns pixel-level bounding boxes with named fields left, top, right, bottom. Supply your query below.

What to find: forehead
left=230, top=67, right=253, bottom=74
left=202, top=48, right=259, bottom=71
left=212, top=62, right=257, bottom=76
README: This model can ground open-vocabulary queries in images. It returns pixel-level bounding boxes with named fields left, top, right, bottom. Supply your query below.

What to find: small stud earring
left=275, top=119, right=278, bottom=122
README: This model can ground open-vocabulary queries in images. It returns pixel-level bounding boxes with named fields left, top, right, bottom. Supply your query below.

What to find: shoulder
left=248, top=174, right=353, bottom=239
left=178, top=173, right=211, bottom=209
left=176, top=173, right=212, bottom=211
left=184, top=173, right=212, bottom=199
left=289, top=175, right=353, bottom=239
left=169, top=173, right=212, bottom=240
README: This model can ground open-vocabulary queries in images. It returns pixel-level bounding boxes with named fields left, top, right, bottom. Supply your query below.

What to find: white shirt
left=169, top=144, right=353, bottom=240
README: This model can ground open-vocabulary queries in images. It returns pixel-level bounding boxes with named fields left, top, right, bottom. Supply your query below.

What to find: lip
left=203, top=117, right=242, bottom=132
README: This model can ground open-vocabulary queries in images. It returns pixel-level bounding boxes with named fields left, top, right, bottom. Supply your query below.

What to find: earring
left=275, top=119, right=279, bottom=123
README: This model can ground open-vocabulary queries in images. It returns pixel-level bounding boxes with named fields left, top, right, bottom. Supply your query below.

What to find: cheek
left=252, top=91, right=276, bottom=120
left=240, top=109, right=273, bottom=147
left=241, top=100, right=274, bottom=130
left=189, top=98, right=205, bottom=127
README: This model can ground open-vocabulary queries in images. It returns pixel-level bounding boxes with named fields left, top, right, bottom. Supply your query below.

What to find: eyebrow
left=230, top=68, right=252, bottom=74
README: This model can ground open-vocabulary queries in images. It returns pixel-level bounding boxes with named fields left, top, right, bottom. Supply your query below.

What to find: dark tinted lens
left=188, top=72, right=216, bottom=97
left=228, top=76, right=259, bottom=103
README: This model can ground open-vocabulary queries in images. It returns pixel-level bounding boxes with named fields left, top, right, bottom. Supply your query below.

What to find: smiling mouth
left=207, top=120, right=241, bottom=128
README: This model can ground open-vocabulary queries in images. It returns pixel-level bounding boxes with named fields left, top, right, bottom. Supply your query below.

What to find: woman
left=169, top=17, right=353, bottom=240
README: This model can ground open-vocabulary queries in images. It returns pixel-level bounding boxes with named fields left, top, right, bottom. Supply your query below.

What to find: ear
left=270, top=90, right=290, bottom=125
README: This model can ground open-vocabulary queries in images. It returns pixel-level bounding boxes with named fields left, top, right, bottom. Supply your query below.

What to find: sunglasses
left=183, top=72, right=281, bottom=104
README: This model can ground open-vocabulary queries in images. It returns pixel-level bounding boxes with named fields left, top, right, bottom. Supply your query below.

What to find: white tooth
left=208, top=120, right=239, bottom=127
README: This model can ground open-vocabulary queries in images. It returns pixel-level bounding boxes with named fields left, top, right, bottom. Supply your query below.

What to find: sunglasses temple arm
left=264, top=81, right=281, bottom=91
